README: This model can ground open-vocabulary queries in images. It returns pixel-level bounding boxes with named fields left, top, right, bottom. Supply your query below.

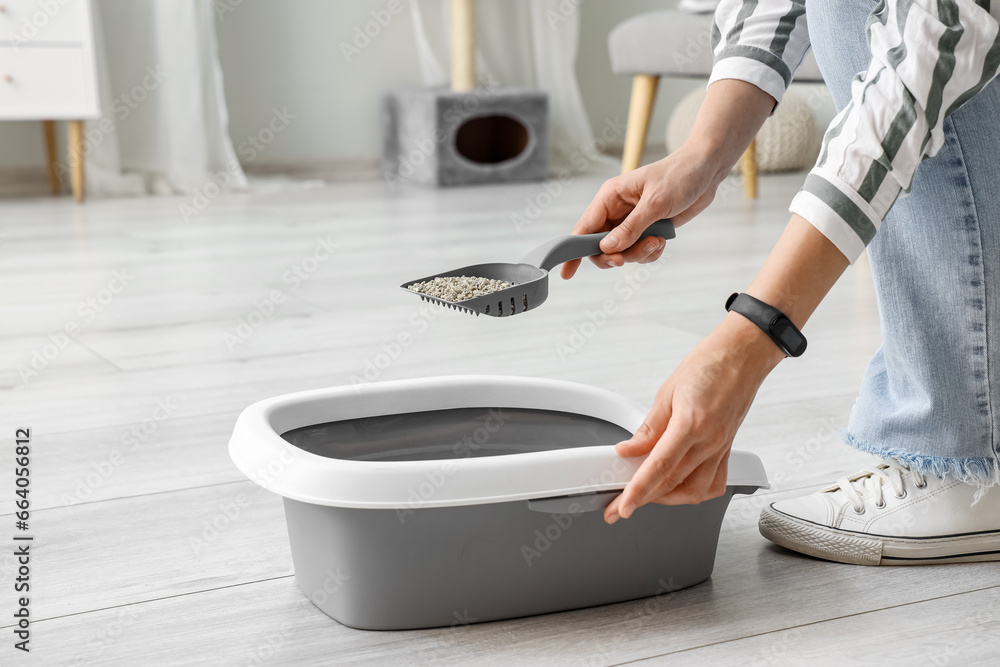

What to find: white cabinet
left=0, top=0, right=100, bottom=200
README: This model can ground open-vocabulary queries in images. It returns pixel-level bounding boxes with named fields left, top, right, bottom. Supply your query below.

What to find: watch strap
left=725, top=292, right=807, bottom=358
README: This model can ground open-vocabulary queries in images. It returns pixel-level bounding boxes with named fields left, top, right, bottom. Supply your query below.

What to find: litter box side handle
left=526, top=484, right=762, bottom=515
left=520, top=219, right=676, bottom=272
left=526, top=491, right=619, bottom=514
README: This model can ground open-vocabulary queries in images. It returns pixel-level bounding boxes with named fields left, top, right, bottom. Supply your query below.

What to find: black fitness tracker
left=725, top=292, right=807, bottom=358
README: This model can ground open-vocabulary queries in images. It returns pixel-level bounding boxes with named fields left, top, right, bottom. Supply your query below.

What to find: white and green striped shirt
left=710, top=0, right=1000, bottom=262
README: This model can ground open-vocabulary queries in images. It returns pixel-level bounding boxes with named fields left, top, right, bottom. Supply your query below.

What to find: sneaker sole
left=759, top=505, right=1000, bottom=566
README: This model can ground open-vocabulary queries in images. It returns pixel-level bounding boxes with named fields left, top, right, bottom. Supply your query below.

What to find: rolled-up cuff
left=709, top=49, right=789, bottom=112
left=789, top=170, right=882, bottom=264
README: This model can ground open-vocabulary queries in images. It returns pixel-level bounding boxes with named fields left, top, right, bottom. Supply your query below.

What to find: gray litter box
left=229, top=376, right=768, bottom=630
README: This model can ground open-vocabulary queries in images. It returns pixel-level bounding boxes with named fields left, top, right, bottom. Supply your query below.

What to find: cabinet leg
left=68, top=120, right=85, bottom=202
left=42, top=120, right=61, bottom=195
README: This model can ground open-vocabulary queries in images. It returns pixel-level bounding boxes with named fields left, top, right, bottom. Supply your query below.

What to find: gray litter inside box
left=281, top=407, right=632, bottom=461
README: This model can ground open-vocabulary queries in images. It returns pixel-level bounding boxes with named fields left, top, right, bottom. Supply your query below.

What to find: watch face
left=772, top=318, right=806, bottom=356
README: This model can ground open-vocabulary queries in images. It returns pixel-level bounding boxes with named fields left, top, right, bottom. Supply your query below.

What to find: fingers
left=615, top=420, right=707, bottom=520
left=586, top=236, right=666, bottom=271
left=603, top=493, right=624, bottom=524
left=598, top=198, right=660, bottom=255
left=616, top=398, right=672, bottom=458
left=606, top=444, right=729, bottom=524
left=621, top=236, right=667, bottom=264
left=588, top=252, right=625, bottom=270
left=560, top=258, right=582, bottom=280
left=648, top=451, right=729, bottom=506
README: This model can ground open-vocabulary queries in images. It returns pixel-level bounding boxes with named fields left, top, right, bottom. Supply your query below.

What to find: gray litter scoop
left=400, top=219, right=675, bottom=317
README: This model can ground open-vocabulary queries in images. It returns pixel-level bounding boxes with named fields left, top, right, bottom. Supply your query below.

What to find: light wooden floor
left=2, top=169, right=998, bottom=666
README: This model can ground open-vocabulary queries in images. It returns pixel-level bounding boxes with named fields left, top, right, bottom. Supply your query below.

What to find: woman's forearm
left=686, top=82, right=846, bottom=349
left=683, top=79, right=776, bottom=185
left=721, top=213, right=851, bottom=372
left=747, top=213, right=849, bottom=327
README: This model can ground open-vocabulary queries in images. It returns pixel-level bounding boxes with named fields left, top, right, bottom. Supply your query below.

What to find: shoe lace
left=832, top=460, right=927, bottom=514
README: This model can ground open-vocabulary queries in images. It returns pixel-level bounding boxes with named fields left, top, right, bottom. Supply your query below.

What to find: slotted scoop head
left=401, top=219, right=675, bottom=317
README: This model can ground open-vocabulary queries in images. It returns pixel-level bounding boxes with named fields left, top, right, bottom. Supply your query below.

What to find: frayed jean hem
left=841, top=429, right=1000, bottom=501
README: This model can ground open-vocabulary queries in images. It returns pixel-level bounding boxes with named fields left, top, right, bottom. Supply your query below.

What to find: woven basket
left=666, top=89, right=820, bottom=173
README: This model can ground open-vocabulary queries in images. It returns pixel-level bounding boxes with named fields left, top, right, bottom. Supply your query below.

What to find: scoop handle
left=520, top=219, right=676, bottom=272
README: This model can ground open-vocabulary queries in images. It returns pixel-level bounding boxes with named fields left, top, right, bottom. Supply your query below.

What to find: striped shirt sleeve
left=709, top=0, right=812, bottom=107
left=790, top=0, right=1000, bottom=262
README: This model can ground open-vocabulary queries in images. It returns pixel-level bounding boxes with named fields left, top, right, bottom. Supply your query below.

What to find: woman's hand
left=605, top=312, right=785, bottom=523
left=560, top=79, right=779, bottom=280
left=560, top=144, right=729, bottom=280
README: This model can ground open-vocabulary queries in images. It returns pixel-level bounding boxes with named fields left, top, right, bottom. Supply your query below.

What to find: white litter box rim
left=229, top=375, right=770, bottom=509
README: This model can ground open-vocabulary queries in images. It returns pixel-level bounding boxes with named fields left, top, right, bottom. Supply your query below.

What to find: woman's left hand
left=605, top=312, right=785, bottom=523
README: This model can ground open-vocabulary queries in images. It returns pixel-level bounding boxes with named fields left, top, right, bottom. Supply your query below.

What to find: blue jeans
left=806, top=0, right=1000, bottom=486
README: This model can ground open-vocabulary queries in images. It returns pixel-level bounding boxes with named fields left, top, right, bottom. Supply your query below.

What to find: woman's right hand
left=561, top=144, right=729, bottom=279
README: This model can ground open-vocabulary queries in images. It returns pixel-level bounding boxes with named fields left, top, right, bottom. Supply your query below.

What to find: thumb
left=616, top=396, right=671, bottom=457
left=599, top=198, right=660, bottom=254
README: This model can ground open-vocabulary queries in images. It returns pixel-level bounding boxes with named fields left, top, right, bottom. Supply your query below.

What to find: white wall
left=0, top=1, right=831, bottom=171
left=213, top=0, right=697, bottom=167
left=215, top=0, right=426, bottom=166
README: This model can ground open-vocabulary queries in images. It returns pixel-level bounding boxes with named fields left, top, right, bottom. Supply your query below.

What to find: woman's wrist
left=676, top=136, right=734, bottom=188
left=716, top=310, right=787, bottom=374
left=680, top=79, right=775, bottom=182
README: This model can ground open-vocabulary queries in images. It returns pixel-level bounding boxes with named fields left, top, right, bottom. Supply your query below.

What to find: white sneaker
left=758, top=459, right=1000, bottom=565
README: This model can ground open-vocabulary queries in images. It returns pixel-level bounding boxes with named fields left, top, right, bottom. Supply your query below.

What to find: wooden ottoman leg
left=68, top=120, right=85, bottom=202
left=740, top=138, right=758, bottom=199
left=621, top=74, right=659, bottom=174
left=42, top=120, right=61, bottom=195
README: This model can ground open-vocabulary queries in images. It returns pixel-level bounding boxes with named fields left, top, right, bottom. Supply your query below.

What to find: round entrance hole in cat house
left=454, top=113, right=530, bottom=164
left=229, top=376, right=770, bottom=630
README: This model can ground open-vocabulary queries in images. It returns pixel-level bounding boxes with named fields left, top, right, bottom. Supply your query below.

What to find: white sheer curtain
left=408, top=0, right=600, bottom=171
left=85, top=0, right=246, bottom=196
